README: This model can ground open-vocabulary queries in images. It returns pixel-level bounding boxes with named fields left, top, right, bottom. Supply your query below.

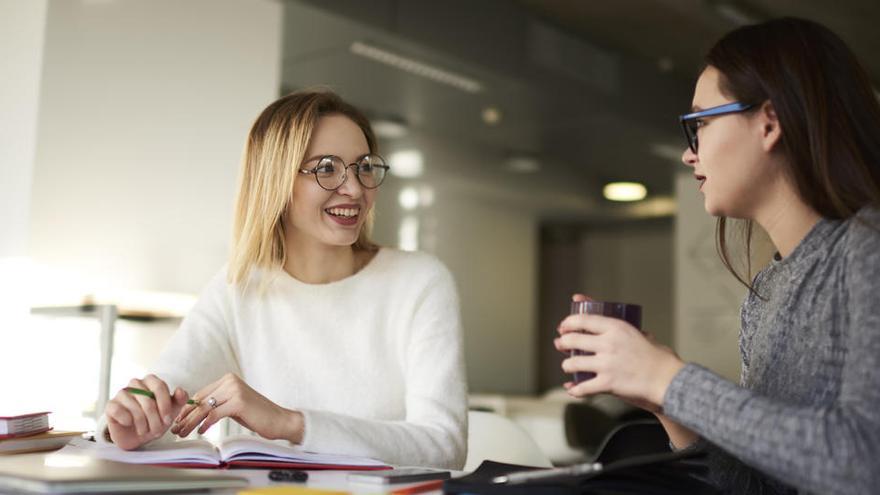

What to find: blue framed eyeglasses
left=679, top=102, right=754, bottom=154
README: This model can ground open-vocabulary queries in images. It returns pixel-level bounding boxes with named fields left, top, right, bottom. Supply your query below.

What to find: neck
left=753, top=183, right=822, bottom=259
left=283, top=235, right=359, bottom=284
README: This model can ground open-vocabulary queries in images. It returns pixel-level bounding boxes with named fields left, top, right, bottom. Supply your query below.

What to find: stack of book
left=0, top=412, right=81, bottom=455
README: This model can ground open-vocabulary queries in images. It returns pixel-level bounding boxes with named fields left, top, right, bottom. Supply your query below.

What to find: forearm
left=299, top=409, right=466, bottom=469
left=664, top=363, right=880, bottom=493
left=655, top=412, right=699, bottom=449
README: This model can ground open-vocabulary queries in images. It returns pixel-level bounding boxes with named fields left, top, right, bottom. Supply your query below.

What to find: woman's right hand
left=571, top=294, right=698, bottom=448
left=104, top=374, right=190, bottom=450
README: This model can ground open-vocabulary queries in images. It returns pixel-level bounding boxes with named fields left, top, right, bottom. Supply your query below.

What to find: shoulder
left=842, top=207, right=880, bottom=259
left=365, top=249, right=458, bottom=297
left=196, top=265, right=267, bottom=308
left=372, top=248, right=453, bottom=280
left=840, top=207, right=880, bottom=288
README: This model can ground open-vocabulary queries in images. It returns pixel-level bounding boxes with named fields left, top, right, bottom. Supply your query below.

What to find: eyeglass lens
left=683, top=120, right=699, bottom=153
left=313, top=155, right=387, bottom=190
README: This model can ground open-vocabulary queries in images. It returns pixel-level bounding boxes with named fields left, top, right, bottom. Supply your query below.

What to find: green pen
left=125, top=387, right=200, bottom=405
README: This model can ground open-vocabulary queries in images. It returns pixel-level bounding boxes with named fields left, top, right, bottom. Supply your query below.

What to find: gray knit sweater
left=663, top=208, right=880, bottom=494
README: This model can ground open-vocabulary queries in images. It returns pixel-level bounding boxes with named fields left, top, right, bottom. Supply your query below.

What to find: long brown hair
left=703, top=17, right=880, bottom=288
left=229, top=89, right=379, bottom=288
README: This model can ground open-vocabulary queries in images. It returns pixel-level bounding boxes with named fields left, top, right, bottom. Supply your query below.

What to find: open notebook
left=60, top=436, right=390, bottom=470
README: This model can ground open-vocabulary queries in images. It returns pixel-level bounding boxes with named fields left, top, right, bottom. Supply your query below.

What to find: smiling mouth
left=325, top=207, right=360, bottom=218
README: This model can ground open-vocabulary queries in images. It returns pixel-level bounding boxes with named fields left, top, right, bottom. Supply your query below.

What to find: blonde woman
left=99, top=90, right=468, bottom=469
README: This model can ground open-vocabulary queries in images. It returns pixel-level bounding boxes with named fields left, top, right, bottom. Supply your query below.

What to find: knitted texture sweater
left=664, top=208, right=880, bottom=494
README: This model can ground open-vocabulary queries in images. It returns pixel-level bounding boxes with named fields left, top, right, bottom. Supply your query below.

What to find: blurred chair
left=465, top=410, right=553, bottom=471
left=564, top=399, right=656, bottom=458
left=592, top=419, right=670, bottom=465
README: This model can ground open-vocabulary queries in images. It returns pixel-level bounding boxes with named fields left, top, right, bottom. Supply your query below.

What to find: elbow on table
left=422, top=422, right=467, bottom=470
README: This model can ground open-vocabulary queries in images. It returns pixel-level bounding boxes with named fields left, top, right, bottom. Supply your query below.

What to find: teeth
left=326, top=207, right=359, bottom=218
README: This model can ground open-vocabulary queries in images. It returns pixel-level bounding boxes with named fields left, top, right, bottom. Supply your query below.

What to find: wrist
left=280, top=409, right=304, bottom=444
left=651, top=355, right=686, bottom=407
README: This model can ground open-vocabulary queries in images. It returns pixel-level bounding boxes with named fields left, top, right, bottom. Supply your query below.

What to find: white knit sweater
left=100, top=249, right=468, bottom=469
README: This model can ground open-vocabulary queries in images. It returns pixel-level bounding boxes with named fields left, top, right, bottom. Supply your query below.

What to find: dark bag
left=443, top=449, right=718, bottom=495
left=444, top=420, right=720, bottom=495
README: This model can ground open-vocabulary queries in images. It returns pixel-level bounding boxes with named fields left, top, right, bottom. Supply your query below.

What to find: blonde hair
left=229, top=89, right=379, bottom=287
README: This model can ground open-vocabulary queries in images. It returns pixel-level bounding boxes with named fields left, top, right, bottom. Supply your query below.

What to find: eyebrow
left=302, top=154, right=330, bottom=164
left=301, top=153, right=371, bottom=164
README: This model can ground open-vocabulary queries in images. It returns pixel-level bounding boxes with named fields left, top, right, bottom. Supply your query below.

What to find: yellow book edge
left=0, top=431, right=83, bottom=456
left=238, top=486, right=351, bottom=495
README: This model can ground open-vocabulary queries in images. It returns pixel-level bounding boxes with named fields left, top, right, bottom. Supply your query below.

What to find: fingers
left=113, top=386, right=150, bottom=436
left=197, top=397, right=236, bottom=435
left=571, top=293, right=593, bottom=302
left=554, top=332, right=597, bottom=353
left=105, top=399, right=134, bottom=428
left=558, top=313, right=630, bottom=336
left=127, top=378, right=165, bottom=436
left=142, top=375, right=174, bottom=427
left=171, top=387, right=190, bottom=409
left=173, top=380, right=223, bottom=437
left=173, top=402, right=212, bottom=438
left=567, top=373, right=611, bottom=397
left=173, top=397, right=208, bottom=438
left=561, top=353, right=599, bottom=375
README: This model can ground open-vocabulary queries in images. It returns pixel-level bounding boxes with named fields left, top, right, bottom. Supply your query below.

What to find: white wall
left=674, top=171, right=743, bottom=381
left=372, top=148, right=539, bottom=395
left=0, top=0, right=46, bottom=260
left=0, top=2, right=49, bottom=415
left=431, top=191, right=537, bottom=394
left=0, top=0, right=48, bottom=336
left=579, top=221, right=673, bottom=345
left=28, top=0, right=282, bottom=297
left=534, top=220, right=673, bottom=391
left=0, top=0, right=282, bottom=425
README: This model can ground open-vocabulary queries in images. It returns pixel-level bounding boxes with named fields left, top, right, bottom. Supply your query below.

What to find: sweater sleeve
left=96, top=270, right=241, bottom=445
left=149, top=270, right=241, bottom=393
left=298, top=261, right=468, bottom=469
left=663, top=222, right=880, bottom=494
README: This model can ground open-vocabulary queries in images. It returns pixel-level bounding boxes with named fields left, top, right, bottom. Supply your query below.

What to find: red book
left=0, top=412, right=51, bottom=439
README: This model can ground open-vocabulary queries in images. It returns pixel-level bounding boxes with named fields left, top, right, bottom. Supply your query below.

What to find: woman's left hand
left=171, top=373, right=303, bottom=442
left=555, top=312, right=686, bottom=410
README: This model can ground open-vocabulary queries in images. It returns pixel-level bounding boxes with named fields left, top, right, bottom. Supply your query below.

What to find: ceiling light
left=371, top=118, right=408, bottom=139
left=388, top=150, right=424, bottom=178
left=657, top=57, right=674, bottom=73
left=712, top=2, right=760, bottom=26
left=603, top=182, right=647, bottom=202
left=482, top=106, right=502, bottom=125
left=398, top=216, right=419, bottom=252
left=350, top=41, right=483, bottom=94
left=398, top=187, right=420, bottom=210
left=506, top=156, right=540, bottom=173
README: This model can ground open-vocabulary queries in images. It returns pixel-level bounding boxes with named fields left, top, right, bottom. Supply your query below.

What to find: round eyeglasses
left=298, top=154, right=390, bottom=191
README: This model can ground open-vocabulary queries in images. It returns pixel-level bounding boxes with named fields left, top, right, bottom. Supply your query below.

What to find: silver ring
left=207, top=397, right=218, bottom=409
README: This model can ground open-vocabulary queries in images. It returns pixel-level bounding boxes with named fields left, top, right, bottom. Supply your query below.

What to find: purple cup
left=568, top=300, right=643, bottom=383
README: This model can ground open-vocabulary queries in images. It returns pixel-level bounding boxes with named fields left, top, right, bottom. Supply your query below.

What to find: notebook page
left=60, top=437, right=222, bottom=466
left=218, top=435, right=387, bottom=467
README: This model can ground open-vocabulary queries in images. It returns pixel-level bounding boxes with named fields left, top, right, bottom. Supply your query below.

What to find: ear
left=758, top=100, right=782, bottom=152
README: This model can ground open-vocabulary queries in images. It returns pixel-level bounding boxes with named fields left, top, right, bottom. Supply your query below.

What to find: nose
left=681, top=146, right=698, bottom=168
left=335, top=164, right=364, bottom=197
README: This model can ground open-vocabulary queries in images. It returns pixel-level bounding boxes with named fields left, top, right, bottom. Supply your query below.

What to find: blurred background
left=3, top=0, right=878, bottom=464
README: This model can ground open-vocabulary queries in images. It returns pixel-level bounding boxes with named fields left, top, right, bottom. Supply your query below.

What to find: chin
left=703, top=199, right=721, bottom=217
left=325, top=233, right=361, bottom=247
